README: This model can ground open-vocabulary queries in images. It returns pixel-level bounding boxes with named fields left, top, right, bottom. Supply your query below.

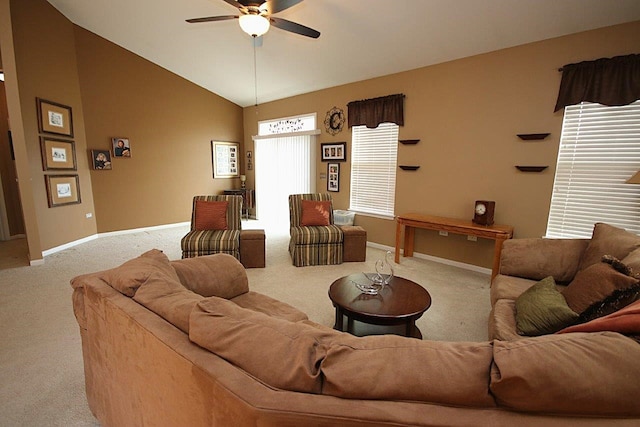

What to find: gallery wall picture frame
left=211, top=141, right=240, bottom=178
left=112, top=137, right=131, bottom=157
left=327, top=162, right=340, bottom=192
left=45, top=174, right=81, bottom=208
left=39, top=136, right=76, bottom=170
left=90, top=149, right=112, bottom=170
left=36, top=98, right=74, bottom=138
left=321, top=142, right=346, bottom=162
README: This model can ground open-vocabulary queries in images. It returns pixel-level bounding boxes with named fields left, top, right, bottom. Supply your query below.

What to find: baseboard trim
left=366, top=241, right=491, bottom=276
left=40, top=222, right=190, bottom=258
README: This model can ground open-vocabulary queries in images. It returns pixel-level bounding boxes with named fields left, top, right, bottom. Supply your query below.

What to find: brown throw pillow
left=300, top=200, right=331, bottom=226
left=194, top=200, right=228, bottom=231
left=622, top=247, right=640, bottom=274
left=562, top=259, right=639, bottom=316
left=171, top=253, right=249, bottom=299
left=578, top=223, right=640, bottom=271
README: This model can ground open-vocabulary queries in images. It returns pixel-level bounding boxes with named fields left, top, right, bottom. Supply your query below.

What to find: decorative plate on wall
left=324, top=107, right=345, bottom=135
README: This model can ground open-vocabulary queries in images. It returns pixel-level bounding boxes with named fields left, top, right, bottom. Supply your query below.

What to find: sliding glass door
left=254, top=134, right=316, bottom=232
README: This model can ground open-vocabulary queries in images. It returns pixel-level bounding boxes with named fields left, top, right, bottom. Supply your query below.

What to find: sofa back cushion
left=499, top=238, right=588, bottom=283
left=98, top=249, right=180, bottom=297
left=171, top=253, right=249, bottom=299
left=321, top=335, right=496, bottom=408
left=578, top=223, right=640, bottom=271
left=132, top=272, right=203, bottom=333
left=189, top=297, right=326, bottom=394
left=490, top=332, right=640, bottom=416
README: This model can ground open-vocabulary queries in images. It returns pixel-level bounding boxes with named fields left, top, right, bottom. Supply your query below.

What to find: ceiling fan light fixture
left=239, top=14, right=270, bottom=37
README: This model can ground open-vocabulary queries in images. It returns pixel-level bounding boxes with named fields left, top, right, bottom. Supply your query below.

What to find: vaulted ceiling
left=47, top=0, right=640, bottom=107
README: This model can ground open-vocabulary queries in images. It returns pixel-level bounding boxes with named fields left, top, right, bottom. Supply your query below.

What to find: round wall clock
left=324, top=107, right=345, bottom=135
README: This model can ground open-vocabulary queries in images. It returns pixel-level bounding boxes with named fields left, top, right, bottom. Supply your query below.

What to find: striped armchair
left=288, top=193, right=344, bottom=267
left=181, top=195, right=243, bottom=260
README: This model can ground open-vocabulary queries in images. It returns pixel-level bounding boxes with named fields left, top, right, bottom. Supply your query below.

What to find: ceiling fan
left=186, top=0, right=320, bottom=39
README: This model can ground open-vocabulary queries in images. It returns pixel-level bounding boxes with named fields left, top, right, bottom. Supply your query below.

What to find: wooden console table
left=395, top=213, right=514, bottom=279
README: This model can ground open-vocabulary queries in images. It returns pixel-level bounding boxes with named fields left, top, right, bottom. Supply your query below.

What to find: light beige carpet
left=0, top=222, right=491, bottom=426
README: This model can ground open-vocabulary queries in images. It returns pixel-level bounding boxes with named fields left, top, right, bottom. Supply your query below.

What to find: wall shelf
left=517, top=133, right=550, bottom=141
left=515, top=165, right=548, bottom=172
left=399, top=139, right=420, bottom=145
left=399, top=165, right=420, bottom=171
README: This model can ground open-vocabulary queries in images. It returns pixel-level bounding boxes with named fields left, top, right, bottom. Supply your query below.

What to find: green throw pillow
left=515, top=276, right=579, bottom=336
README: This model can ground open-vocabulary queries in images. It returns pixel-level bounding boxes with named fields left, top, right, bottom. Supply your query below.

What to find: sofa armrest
left=499, top=238, right=589, bottom=283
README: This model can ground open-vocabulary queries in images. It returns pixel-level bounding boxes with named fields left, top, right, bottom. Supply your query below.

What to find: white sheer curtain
left=254, top=134, right=316, bottom=232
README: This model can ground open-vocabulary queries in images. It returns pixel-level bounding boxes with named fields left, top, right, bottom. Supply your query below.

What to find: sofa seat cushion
left=488, top=299, right=522, bottom=341
left=321, top=334, right=496, bottom=408
left=578, top=222, right=640, bottom=271
left=290, top=225, right=344, bottom=245
left=181, top=229, right=241, bottom=253
left=171, top=253, right=248, bottom=299
left=98, top=249, right=180, bottom=297
left=490, top=332, right=640, bottom=416
left=230, top=291, right=308, bottom=322
left=514, top=276, right=578, bottom=336
left=189, top=297, right=327, bottom=394
left=133, top=272, right=203, bottom=333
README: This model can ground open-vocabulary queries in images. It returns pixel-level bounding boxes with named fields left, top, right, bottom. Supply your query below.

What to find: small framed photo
left=321, top=142, right=346, bottom=162
left=91, top=149, right=112, bottom=170
left=36, top=98, right=74, bottom=137
left=39, top=137, right=76, bottom=170
left=327, top=162, right=340, bottom=192
left=45, top=174, right=81, bottom=208
left=211, top=141, right=240, bottom=178
left=112, top=137, right=131, bottom=157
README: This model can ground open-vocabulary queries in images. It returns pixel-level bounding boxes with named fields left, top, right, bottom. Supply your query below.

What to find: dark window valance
left=347, top=94, right=405, bottom=128
left=554, top=54, right=640, bottom=112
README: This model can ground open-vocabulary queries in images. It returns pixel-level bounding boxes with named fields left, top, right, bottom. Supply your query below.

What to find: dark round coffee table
left=328, top=274, right=432, bottom=338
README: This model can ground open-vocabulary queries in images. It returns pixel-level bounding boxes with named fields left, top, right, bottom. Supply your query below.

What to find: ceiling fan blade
left=223, top=0, right=248, bottom=11
left=270, top=17, right=320, bottom=38
left=186, top=15, right=239, bottom=24
left=267, top=0, right=303, bottom=14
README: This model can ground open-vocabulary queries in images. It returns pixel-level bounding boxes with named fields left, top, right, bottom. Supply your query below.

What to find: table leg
left=334, top=307, right=343, bottom=331
left=394, top=220, right=403, bottom=263
left=404, top=226, right=415, bottom=258
left=492, top=237, right=506, bottom=280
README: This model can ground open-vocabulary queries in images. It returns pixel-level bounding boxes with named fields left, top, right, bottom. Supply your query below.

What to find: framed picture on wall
left=112, top=137, right=131, bottom=157
left=36, top=98, right=74, bottom=137
left=327, top=162, right=340, bottom=192
left=211, top=141, right=240, bottom=178
left=39, top=137, right=77, bottom=170
left=45, top=174, right=81, bottom=208
left=321, top=142, right=346, bottom=162
left=90, top=149, right=112, bottom=170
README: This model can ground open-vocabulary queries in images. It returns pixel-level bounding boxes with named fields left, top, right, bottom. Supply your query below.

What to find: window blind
left=349, top=122, right=398, bottom=217
left=546, top=101, right=640, bottom=238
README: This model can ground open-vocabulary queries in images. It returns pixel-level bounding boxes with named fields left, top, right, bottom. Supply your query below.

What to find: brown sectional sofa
left=72, top=243, right=640, bottom=426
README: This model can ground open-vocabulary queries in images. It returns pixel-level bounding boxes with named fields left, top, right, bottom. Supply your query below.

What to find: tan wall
left=74, top=27, right=244, bottom=233
left=7, top=0, right=96, bottom=253
left=244, top=21, right=640, bottom=269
